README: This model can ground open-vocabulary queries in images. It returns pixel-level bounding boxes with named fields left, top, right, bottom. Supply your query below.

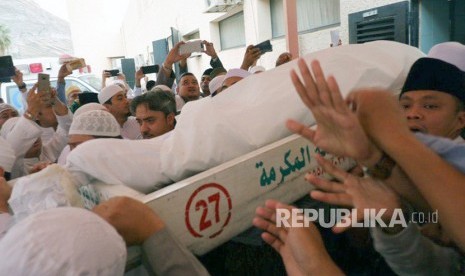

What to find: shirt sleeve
left=133, top=86, right=143, bottom=97
left=142, top=227, right=210, bottom=276
left=156, top=68, right=176, bottom=89
left=371, top=223, right=460, bottom=276
left=41, top=110, right=73, bottom=163
left=56, top=82, right=67, bottom=104
left=5, top=117, right=42, bottom=159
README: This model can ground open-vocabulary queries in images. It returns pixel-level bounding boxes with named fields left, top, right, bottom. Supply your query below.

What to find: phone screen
left=254, top=40, right=273, bottom=55
left=179, top=41, right=204, bottom=55
left=141, top=65, right=159, bottom=74
left=0, top=56, right=15, bottom=80
left=37, top=73, right=50, bottom=94
left=105, top=69, right=120, bottom=77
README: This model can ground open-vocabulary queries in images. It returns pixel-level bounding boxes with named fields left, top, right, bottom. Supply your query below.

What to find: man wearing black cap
left=399, top=57, right=465, bottom=142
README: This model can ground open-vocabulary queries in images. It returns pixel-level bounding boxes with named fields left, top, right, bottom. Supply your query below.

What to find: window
left=219, top=12, right=246, bottom=50
left=270, top=0, right=340, bottom=38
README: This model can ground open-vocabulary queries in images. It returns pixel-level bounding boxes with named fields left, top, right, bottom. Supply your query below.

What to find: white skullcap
left=209, top=75, right=226, bottom=95
left=74, top=103, right=108, bottom=118
left=152, top=84, right=172, bottom=93
left=224, top=68, right=251, bottom=80
left=98, top=84, right=123, bottom=104
left=0, top=137, right=15, bottom=172
left=249, top=65, right=266, bottom=74
left=0, top=103, right=16, bottom=114
left=0, top=207, right=126, bottom=275
left=428, top=42, right=465, bottom=72
left=0, top=117, right=19, bottom=139
left=70, top=110, right=121, bottom=137
left=110, top=79, right=128, bottom=89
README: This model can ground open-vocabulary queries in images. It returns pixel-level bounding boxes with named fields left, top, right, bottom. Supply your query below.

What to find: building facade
left=66, top=0, right=464, bottom=84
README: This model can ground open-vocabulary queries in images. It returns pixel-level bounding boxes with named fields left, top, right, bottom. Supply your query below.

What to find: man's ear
left=167, top=113, right=175, bottom=128
left=457, top=110, right=465, bottom=130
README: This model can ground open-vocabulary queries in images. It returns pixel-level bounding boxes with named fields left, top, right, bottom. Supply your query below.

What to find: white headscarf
left=0, top=207, right=126, bottom=275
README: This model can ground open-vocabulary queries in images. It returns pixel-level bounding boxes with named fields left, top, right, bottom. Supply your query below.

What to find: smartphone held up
left=66, top=58, right=86, bottom=72
left=0, top=55, right=15, bottom=83
left=178, top=40, right=204, bottom=55
left=253, top=40, right=273, bottom=55
left=141, top=65, right=159, bottom=74
left=37, top=73, right=50, bottom=94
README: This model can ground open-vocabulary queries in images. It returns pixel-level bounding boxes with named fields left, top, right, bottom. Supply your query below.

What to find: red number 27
left=195, top=192, right=220, bottom=231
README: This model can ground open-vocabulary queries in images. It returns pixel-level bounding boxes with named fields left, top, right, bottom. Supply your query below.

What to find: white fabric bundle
left=24, top=41, right=424, bottom=197
left=8, top=164, right=84, bottom=221
left=160, top=41, right=424, bottom=182
left=0, top=207, right=126, bottom=275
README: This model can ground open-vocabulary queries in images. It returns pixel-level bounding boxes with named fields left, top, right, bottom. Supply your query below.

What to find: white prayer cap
left=0, top=103, right=16, bottom=114
left=0, top=137, right=15, bottom=172
left=74, top=102, right=108, bottom=118
left=70, top=110, right=121, bottom=137
left=224, top=68, right=251, bottom=81
left=209, top=75, right=226, bottom=95
left=110, top=79, right=128, bottom=89
left=249, top=65, right=266, bottom=74
left=152, top=84, right=172, bottom=93
left=0, top=207, right=126, bottom=275
left=98, top=84, right=123, bottom=104
left=0, top=117, right=19, bottom=139
left=428, top=42, right=465, bottom=71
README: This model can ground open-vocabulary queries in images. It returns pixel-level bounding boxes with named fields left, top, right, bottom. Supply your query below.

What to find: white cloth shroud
left=69, top=41, right=423, bottom=191
left=9, top=41, right=424, bottom=214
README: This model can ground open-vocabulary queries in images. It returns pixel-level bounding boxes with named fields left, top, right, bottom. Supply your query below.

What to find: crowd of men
left=0, top=39, right=464, bottom=275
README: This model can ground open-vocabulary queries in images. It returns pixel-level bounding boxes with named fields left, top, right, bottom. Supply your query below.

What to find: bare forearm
left=379, top=134, right=465, bottom=248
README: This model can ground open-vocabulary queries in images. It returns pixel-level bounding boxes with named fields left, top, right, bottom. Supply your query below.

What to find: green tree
left=0, top=25, right=11, bottom=56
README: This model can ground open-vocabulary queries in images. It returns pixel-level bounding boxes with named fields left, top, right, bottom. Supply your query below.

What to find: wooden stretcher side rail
left=113, top=133, right=356, bottom=269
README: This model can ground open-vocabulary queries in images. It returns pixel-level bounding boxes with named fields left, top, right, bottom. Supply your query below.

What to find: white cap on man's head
left=70, top=110, right=121, bottom=137
left=74, top=103, right=108, bottom=118
left=209, top=75, right=226, bottom=95
left=428, top=42, right=465, bottom=71
left=0, top=207, right=126, bottom=275
left=0, top=137, right=15, bottom=172
left=98, top=84, right=123, bottom=104
left=0, top=103, right=16, bottom=114
left=224, top=68, right=251, bottom=81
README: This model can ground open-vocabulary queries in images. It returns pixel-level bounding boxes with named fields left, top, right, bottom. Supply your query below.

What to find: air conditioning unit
left=204, top=0, right=243, bottom=13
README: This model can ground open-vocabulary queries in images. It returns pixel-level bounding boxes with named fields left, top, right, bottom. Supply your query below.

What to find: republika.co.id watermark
left=276, top=208, right=439, bottom=228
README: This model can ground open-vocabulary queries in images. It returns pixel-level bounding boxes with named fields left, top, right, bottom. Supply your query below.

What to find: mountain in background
left=0, top=0, right=73, bottom=58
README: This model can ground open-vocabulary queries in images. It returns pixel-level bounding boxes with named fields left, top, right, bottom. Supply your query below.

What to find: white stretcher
left=87, top=133, right=355, bottom=269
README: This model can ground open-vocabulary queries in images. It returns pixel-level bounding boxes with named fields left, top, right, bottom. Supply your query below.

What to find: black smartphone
left=254, top=40, right=273, bottom=55
left=0, top=56, right=15, bottom=80
left=141, top=65, right=159, bottom=74
left=105, top=69, right=120, bottom=77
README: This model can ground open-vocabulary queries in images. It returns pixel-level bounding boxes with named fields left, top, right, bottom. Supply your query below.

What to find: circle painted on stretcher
left=185, top=183, right=232, bottom=238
